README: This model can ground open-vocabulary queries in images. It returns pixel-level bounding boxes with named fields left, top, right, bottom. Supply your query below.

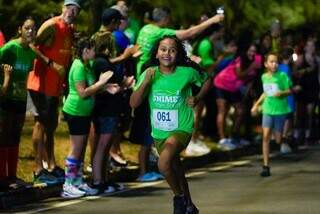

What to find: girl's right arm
left=0, top=64, right=12, bottom=96
left=251, top=92, right=265, bottom=115
left=130, top=68, right=155, bottom=108
left=76, top=71, right=113, bottom=99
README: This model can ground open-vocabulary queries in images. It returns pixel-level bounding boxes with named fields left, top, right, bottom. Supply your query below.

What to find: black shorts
left=0, top=98, right=26, bottom=114
left=215, top=88, right=243, bottom=103
left=63, top=112, right=91, bottom=135
left=28, top=90, right=59, bottom=132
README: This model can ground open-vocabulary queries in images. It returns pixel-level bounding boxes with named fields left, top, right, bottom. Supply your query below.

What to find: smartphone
left=292, top=53, right=298, bottom=62
left=216, top=6, right=224, bottom=15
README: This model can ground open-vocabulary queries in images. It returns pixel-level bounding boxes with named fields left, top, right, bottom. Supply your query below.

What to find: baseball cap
left=111, top=5, right=128, bottom=18
left=64, top=0, right=81, bottom=9
left=101, top=8, right=123, bottom=25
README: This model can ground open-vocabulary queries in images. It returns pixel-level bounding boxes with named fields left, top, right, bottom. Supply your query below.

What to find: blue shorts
left=93, top=116, right=119, bottom=134
left=262, top=114, right=286, bottom=133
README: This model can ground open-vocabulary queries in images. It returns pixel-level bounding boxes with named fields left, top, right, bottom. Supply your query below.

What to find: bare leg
left=138, top=145, right=151, bottom=176
left=158, top=138, right=183, bottom=196
left=262, top=127, right=272, bottom=166
left=232, top=102, right=245, bottom=138
left=216, top=98, right=230, bottom=139
left=92, top=133, right=113, bottom=184
left=32, top=121, right=45, bottom=173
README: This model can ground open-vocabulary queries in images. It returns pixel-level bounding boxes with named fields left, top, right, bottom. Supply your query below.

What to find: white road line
left=14, top=160, right=251, bottom=214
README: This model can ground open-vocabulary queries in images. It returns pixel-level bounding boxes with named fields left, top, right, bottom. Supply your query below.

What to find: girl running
left=251, top=53, right=298, bottom=177
left=130, top=35, right=210, bottom=214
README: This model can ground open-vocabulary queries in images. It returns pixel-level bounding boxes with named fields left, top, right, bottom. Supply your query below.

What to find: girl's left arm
left=187, top=77, right=211, bottom=107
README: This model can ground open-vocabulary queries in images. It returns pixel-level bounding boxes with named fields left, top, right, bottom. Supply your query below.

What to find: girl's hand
left=2, top=64, right=12, bottom=76
left=144, top=68, right=155, bottom=84
left=124, top=45, right=140, bottom=58
left=273, top=92, right=282, bottom=97
left=292, top=85, right=302, bottom=93
left=1, top=64, right=12, bottom=96
left=190, top=55, right=202, bottom=64
left=99, top=71, right=114, bottom=85
left=186, top=96, right=198, bottom=107
left=105, top=83, right=121, bottom=94
left=251, top=105, right=259, bottom=116
left=122, top=75, right=135, bottom=89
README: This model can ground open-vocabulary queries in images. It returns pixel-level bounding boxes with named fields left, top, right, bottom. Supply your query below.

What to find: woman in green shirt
left=0, top=17, right=36, bottom=191
left=61, top=37, right=113, bottom=199
left=131, top=35, right=210, bottom=214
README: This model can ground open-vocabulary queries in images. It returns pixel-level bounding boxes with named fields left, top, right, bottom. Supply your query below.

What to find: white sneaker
left=78, top=183, right=99, bottom=196
left=61, top=184, right=85, bottom=199
left=185, top=140, right=210, bottom=157
left=280, top=143, right=292, bottom=154
left=218, top=138, right=237, bottom=151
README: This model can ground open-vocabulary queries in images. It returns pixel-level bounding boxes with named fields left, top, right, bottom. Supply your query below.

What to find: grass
left=18, top=114, right=140, bottom=183
left=18, top=110, right=260, bottom=183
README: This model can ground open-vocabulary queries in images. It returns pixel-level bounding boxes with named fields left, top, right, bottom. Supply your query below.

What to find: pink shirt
left=214, top=55, right=262, bottom=92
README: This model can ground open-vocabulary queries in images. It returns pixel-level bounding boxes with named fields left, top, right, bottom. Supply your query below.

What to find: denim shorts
left=93, top=116, right=119, bottom=134
left=262, top=114, right=286, bottom=133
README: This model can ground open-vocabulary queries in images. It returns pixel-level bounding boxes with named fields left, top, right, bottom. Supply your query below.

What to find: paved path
left=12, top=145, right=320, bottom=214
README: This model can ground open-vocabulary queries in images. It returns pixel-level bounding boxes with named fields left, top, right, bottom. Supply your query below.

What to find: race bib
left=152, top=109, right=178, bottom=131
left=263, top=83, right=279, bottom=96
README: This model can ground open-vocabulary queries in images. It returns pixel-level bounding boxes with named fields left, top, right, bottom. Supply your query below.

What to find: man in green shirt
left=136, top=7, right=224, bottom=78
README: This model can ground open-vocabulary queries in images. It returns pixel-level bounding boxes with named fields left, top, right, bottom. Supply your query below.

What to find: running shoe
left=7, top=177, right=32, bottom=190
left=78, top=183, right=99, bottom=196
left=136, top=172, right=158, bottom=182
left=280, top=143, right=292, bottom=154
left=260, top=166, right=271, bottom=177
left=61, top=184, right=85, bottom=199
left=50, top=166, right=65, bottom=183
left=105, top=181, right=125, bottom=191
left=150, top=172, right=164, bottom=180
left=173, top=195, right=187, bottom=214
left=186, top=203, right=199, bottom=214
left=218, top=138, right=237, bottom=151
left=33, top=169, right=59, bottom=187
left=185, top=140, right=210, bottom=157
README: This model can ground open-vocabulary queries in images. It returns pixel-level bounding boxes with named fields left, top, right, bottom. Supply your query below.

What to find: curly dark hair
left=142, top=35, right=202, bottom=73
left=75, top=37, right=95, bottom=59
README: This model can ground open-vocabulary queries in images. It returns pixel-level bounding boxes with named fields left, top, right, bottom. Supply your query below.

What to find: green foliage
left=0, top=0, right=319, bottom=40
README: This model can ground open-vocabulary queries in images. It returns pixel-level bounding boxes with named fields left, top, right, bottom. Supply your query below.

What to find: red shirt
left=27, top=16, right=73, bottom=97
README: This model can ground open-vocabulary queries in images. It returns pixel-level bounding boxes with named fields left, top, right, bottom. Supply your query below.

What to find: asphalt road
left=12, top=145, right=320, bottom=214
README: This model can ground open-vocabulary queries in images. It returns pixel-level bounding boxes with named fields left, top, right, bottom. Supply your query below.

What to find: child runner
left=130, top=35, right=210, bottom=214
left=61, top=37, right=113, bottom=198
left=251, top=52, right=298, bottom=177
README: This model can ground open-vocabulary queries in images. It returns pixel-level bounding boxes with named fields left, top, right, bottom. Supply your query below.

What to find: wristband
left=47, top=59, right=53, bottom=66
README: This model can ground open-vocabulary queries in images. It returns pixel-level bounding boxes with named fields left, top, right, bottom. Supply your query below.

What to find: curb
left=0, top=143, right=261, bottom=210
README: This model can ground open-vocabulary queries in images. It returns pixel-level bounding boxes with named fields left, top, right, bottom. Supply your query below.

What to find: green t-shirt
left=261, top=71, right=291, bottom=115
left=196, top=38, right=215, bottom=69
left=0, top=39, right=36, bottom=101
left=135, top=66, right=207, bottom=139
left=124, top=17, right=141, bottom=44
left=136, top=24, right=176, bottom=78
left=63, top=59, right=96, bottom=116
